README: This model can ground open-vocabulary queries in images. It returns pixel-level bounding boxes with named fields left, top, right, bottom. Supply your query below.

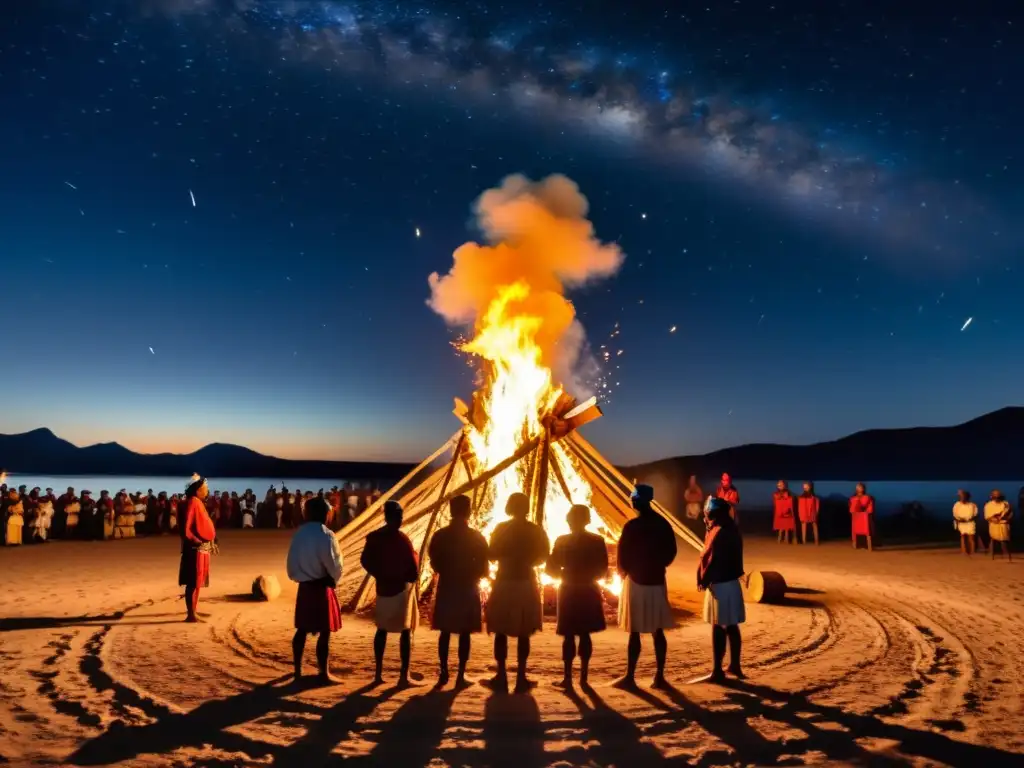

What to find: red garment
left=773, top=492, right=796, bottom=531
left=716, top=485, right=740, bottom=522
left=181, top=497, right=216, bottom=545
left=798, top=494, right=820, bottom=524
left=849, top=494, right=874, bottom=536
left=360, top=526, right=418, bottom=598
left=294, top=580, right=342, bottom=634
left=178, top=549, right=210, bottom=588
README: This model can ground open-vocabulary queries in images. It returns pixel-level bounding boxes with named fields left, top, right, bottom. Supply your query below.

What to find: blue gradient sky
left=1, top=1, right=1021, bottom=463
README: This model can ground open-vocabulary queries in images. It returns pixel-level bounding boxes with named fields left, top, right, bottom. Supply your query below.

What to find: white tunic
left=952, top=501, right=978, bottom=536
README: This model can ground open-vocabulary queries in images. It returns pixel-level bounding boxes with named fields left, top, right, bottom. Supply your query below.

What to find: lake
left=4, top=474, right=1021, bottom=521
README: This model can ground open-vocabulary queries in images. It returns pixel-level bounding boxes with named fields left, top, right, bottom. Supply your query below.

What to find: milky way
left=145, top=0, right=990, bottom=259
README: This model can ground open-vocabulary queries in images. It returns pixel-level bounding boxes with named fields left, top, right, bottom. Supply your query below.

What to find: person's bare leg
left=437, top=631, right=451, bottom=687
left=813, top=522, right=820, bottom=545
left=1007, top=541, right=1012, bottom=563
left=456, top=633, right=472, bottom=687
left=611, top=632, right=640, bottom=689
left=651, top=629, right=669, bottom=688
left=372, top=629, right=386, bottom=685
left=317, top=632, right=338, bottom=683
left=801, top=522, right=807, bottom=544
left=184, top=586, right=198, bottom=622
left=487, top=634, right=509, bottom=692
left=578, top=634, right=593, bottom=688
left=292, top=630, right=307, bottom=679
left=726, top=625, right=744, bottom=678
left=554, top=635, right=575, bottom=688
left=866, top=535, right=873, bottom=552
left=398, top=629, right=419, bottom=688
left=852, top=534, right=857, bottom=549
left=693, top=625, right=726, bottom=683
left=514, top=636, right=534, bottom=693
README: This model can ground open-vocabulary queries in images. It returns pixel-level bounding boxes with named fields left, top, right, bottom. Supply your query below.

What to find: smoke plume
left=428, top=174, right=623, bottom=393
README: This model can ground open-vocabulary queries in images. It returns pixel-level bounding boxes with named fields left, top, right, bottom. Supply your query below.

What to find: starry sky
left=1, top=1, right=1021, bottom=464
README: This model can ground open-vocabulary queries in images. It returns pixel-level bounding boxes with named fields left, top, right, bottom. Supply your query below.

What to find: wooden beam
left=533, top=429, right=552, bottom=529
left=415, top=431, right=467, bottom=582
left=548, top=442, right=575, bottom=502
left=335, top=432, right=460, bottom=545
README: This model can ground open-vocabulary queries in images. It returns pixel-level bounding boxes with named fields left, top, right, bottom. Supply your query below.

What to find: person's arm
left=321, top=533, right=343, bottom=584
left=404, top=535, right=419, bottom=584
left=544, top=538, right=564, bottom=579
left=616, top=525, right=633, bottom=577
left=360, top=537, right=375, bottom=577
left=534, top=530, right=551, bottom=568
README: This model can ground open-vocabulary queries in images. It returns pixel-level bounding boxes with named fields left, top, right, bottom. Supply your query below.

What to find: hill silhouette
left=623, top=406, right=1024, bottom=484
left=0, top=428, right=414, bottom=482
left=2, top=407, right=1021, bottom=484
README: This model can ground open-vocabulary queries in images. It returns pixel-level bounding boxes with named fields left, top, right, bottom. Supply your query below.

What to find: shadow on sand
left=65, top=673, right=1024, bottom=766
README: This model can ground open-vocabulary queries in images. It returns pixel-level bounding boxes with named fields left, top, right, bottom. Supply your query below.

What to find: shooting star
left=960, top=317, right=973, bottom=332
left=64, top=181, right=77, bottom=190
left=189, top=189, right=196, bottom=207
left=148, top=347, right=155, bottom=355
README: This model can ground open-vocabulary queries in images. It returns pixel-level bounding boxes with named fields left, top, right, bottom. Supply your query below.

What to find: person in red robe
left=545, top=504, right=609, bottom=689
left=178, top=474, right=217, bottom=622
left=772, top=481, right=796, bottom=544
left=360, top=500, right=420, bottom=687
left=798, top=482, right=821, bottom=545
left=428, top=494, right=489, bottom=688
left=716, top=473, right=740, bottom=524
left=850, top=483, right=874, bottom=551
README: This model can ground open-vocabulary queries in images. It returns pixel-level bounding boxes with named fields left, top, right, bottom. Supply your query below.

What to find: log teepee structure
left=334, top=393, right=705, bottom=612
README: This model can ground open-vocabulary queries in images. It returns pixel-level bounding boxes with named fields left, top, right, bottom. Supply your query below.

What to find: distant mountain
left=624, top=406, right=1024, bottom=484
left=0, top=428, right=415, bottom=482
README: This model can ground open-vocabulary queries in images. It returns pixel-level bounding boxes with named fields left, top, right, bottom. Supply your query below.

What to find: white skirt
left=375, top=585, right=419, bottom=633
left=618, top=578, right=676, bottom=634
left=702, top=580, right=746, bottom=626
left=955, top=520, right=976, bottom=536
left=242, top=512, right=254, bottom=528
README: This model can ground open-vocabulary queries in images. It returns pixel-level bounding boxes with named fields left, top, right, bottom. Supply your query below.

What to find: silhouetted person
left=287, top=496, right=344, bottom=683
left=485, top=491, right=550, bottom=693
left=614, top=484, right=676, bottom=690
left=179, top=474, right=216, bottom=623
left=428, top=494, right=489, bottom=687
left=546, top=504, right=608, bottom=689
left=361, top=500, right=419, bottom=687
left=696, top=496, right=746, bottom=683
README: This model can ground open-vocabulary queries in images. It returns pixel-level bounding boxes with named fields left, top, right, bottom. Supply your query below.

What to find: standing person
left=240, top=493, right=255, bottom=529
left=62, top=489, right=81, bottom=539
left=614, top=484, right=677, bottom=690
left=428, top=494, right=489, bottom=688
left=683, top=476, right=704, bottom=521
left=275, top=487, right=285, bottom=528
left=849, top=483, right=875, bottom=551
left=984, top=490, right=1013, bottom=562
left=32, top=493, right=54, bottom=543
left=485, top=492, right=550, bottom=694
left=360, top=500, right=420, bottom=687
left=798, top=482, right=821, bottom=545
left=716, top=473, right=740, bottom=524
left=4, top=488, right=24, bottom=546
left=168, top=494, right=180, bottom=532
left=179, top=474, right=217, bottom=623
left=545, top=504, right=609, bottom=690
left=695, top=497, right=746, bottom=683
left=98, top=490, right=115, bottom=540
left=772, top=481, right=796, bottom=544
left=286, top=496, right=344, bottom=683
left=953, top=490, right=979, bottom=555
left=292, top=488, right=305, bottom=528
left=55, top=486, right=76, bottom=539
left=79, top=491, right=97, bottom=539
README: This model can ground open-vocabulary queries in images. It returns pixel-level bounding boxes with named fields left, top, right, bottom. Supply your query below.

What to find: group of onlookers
left=1, top=482, right=382, bottom=546
left=952, top=488, right=1014, bottom=560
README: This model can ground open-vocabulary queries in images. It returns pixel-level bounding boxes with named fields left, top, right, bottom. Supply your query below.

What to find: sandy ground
left=1, top=531, right=1022, bottom=767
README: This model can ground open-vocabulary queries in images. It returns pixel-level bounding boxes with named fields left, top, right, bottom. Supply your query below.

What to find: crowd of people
left=1, top=481, right=382, bottom=546
left=175, top=471, right=745, bottom=690
left=683, top=474, right=1014, bottom=559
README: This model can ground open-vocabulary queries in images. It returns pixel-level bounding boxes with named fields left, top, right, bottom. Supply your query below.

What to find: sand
left=0, top=530, right=1021, bottom=767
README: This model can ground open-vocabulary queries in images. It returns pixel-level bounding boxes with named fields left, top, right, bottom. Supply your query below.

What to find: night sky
left=2, top=1, right=1021, bottom=464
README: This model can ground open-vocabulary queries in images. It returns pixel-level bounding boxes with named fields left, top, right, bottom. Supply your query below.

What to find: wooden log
left=416, top=431, right=467, bottom=582
left=533, top=430, right=552, bottom=528
left=742, top=571, right=787, bottom=604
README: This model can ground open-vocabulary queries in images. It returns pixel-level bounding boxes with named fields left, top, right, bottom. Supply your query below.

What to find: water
left=721, top=479, right=1024, bottom=520
left=0, top=475, right=370, bottom=497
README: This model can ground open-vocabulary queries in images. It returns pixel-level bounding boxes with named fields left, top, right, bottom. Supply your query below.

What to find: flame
left=459, top=281, right=621, bottom=597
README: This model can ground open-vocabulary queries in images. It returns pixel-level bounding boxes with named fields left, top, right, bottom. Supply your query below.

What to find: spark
left=189, top=189, right=196, bottom=207
left=148, top=347, right=155, bottom=355
left=669, top=325, right=677, bottom=333
left=960, top=316, right=973, bottom=332
left=64, top=181, right=77, bottom=190
left=415, top=227, right=421, bottom=238
left=640, top=212, right=647, bottom=219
